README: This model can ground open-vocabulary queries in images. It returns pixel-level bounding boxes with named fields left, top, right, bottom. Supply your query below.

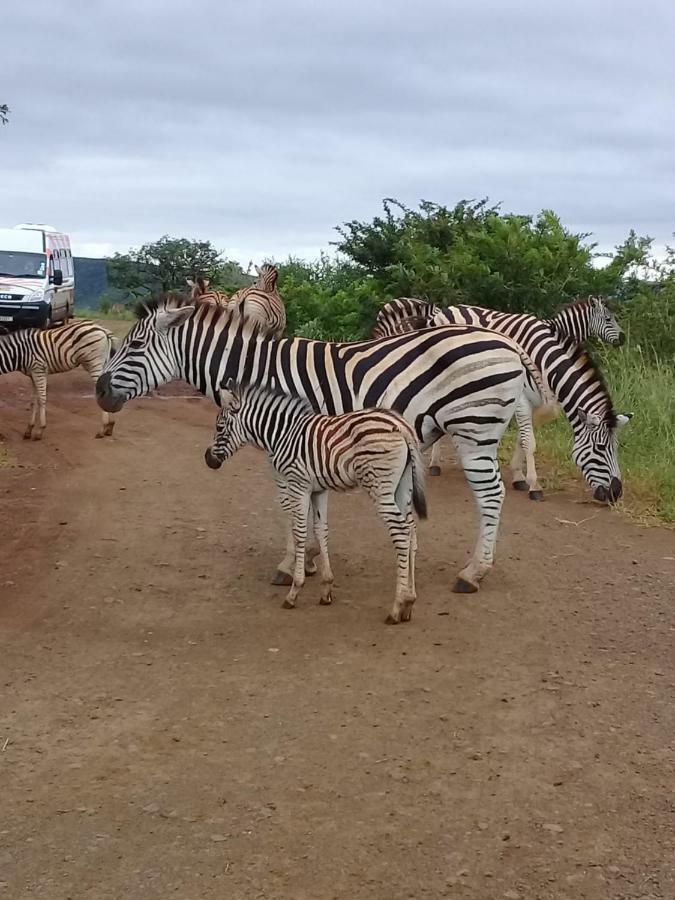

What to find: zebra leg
left=24, top=374, right=38, bottom=439
left=428, top=440, right=442, bottom=476
left=453, top=445, right=505, bottom=593
left=369, top=490, right=414, bottom=625
left=86, top=364, right=115, bottom=437
left=26, top=370, right=47, bottom=441
left=515, top=403, right=543, bottom=500
left=311, top=491, right=334, bottom=605
left=272, top=480, right=318, bottom=585
left=394, top=458, right=418, bottom=607
left=282, top=490, right=311, bottom=610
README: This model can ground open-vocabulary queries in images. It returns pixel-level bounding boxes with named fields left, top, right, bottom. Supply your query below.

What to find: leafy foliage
left=0, top=104, right=8, bottom=125
left=334, top=199, right=652, bottom=319
left=107, top=236, right=251, bottom=303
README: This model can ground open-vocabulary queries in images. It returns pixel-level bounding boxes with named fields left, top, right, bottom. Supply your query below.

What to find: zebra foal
left=0, top=320, right=117, bottom=439
left=204, top=380, right=427, bottom=623
left=187, top=277, right=230, bottom=308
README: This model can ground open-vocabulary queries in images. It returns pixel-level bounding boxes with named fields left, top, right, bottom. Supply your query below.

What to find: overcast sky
left=2, top=0, right=673, bottom=264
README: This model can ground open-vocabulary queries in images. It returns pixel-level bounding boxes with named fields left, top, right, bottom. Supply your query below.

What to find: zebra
left=229, top=263, right=286, bottom=337
left=0, top=320, right=117, bottom=440
left=186, top=277, right=230, bottom=308
left=204, top=379, right=427, bottom=623
left=546, top=296, right=624, bottom=347
left=373, top=297, right=627, bottom=499
left=96, top=296, right=549, bottom=593
left=371, top=298, right=443, bottom=339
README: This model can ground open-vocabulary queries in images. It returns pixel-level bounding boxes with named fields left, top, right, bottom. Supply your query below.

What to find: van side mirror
left=52, top=269, right=63, bottom=286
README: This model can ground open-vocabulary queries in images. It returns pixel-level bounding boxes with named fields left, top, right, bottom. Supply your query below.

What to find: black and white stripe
left=97, top=297, right=540, bottom=592
left=229, top=264, right=286, bottom=338
left=204, top=380, right=427, bottom=623
left=1, top=320, right=117, bottom=440
left=373, top=297, right=630, bottom=501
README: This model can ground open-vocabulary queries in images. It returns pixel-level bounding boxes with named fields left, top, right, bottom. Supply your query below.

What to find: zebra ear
left=186, top=278, right=195, bottom=288
left=156, top=305, right=195, bottom=333
left=578, top=408, right=601, bottom=429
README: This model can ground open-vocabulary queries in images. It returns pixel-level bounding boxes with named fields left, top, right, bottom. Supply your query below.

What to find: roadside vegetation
left=98, top=199, right=674, bottom=522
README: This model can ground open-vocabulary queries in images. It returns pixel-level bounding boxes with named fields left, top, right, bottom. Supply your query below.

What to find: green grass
left=528, top=346, right=675, bottom=524
left=77, top=306, right=136, bottom=322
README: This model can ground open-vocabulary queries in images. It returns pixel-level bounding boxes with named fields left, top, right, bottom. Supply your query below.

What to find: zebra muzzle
left=95, top=372, right=125, bottom=413
left=204, top=447, right=223, bottom=470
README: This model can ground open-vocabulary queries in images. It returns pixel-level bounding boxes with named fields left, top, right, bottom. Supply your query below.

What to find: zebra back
left=372, top=298, right=443, bottom=338
left=187, top=277, right=230, bottom=308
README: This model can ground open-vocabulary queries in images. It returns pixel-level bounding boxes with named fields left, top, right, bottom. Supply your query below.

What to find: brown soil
left=1, top=368, right=673, bottom=900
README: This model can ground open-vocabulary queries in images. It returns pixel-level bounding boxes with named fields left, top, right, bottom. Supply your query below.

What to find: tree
left=1, top=104, right=9, bottom=125
left=107, top=235, right=233, bottom=299
left=334, top=198, right=651, bottom=317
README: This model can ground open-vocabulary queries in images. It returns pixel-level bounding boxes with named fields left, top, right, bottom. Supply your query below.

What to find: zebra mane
left=566, top=342, right=619, bottom=427
left=555, top=295, right=610, bottom=315
left=133, top=291, right=191, bottom=319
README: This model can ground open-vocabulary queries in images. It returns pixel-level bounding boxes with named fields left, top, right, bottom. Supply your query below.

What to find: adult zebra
left=373, top=297, right=627, bottom=499
left=96, top=296, right=553, bottom=593
left=187, top=277, right=230, bottom=308
left=229, top=263, right=286, bottom=337
left=1, top=320, right=117, bottom=439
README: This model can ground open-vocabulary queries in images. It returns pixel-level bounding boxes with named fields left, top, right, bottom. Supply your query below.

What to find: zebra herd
left=94, top=269, right=631, bottom=610
left=0, top=261, right=631, bottom=616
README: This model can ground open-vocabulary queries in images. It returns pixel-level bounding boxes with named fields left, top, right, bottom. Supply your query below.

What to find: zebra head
left=96, top=299, right=195, bottom=412
left=571, top=409, right=632, bottom=503
left=204, top=379, right=245, bottom=469
left=587, top=297, right=625, bottom=346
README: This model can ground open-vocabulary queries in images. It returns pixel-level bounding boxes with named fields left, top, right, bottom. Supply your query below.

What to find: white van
left=0, top=224, right=75, bottom=328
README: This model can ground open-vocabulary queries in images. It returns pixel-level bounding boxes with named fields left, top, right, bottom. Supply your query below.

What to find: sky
left=2, top=0, right=673, bottom=264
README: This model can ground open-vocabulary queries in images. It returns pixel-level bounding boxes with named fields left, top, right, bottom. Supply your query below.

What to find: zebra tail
left=513, top=343, right=557, bottom=410
left=405, top=431, right=428, bottom=520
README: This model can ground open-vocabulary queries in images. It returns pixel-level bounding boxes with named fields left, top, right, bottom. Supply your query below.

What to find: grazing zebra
left=373, top=297, right=627, bottom=499
left=96, top=297, right=547, bottom=593
left=229, top=263, right=286, bottom=337
left=0, top=320, right=117, bottom=440
left=204, top=380, right=427, bottom=623
left=186, top=277, right=230, bottom=308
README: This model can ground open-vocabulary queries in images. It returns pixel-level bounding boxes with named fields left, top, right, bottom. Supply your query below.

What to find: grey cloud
left=2, top=0, right=674, bottom=261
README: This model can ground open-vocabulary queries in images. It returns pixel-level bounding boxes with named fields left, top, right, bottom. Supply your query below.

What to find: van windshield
left=0, top=251, right=47, bottom=278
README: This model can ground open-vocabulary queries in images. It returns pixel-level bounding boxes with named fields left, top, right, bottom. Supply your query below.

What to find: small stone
left=210, top=834, right=228, bottom=842
left=542, top=823, right=563, bottom=834
left=607, top=865, right=620, bottom=874
left=477, top=822, right=489, bottom=831
left=142, top=803, right=160, bottom=814
left=504, top=892, right=520, bottom=900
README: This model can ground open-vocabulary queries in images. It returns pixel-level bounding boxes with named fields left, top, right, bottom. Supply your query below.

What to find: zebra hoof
left=271, top=571, right=293, bottom=586
left=95, top=431, right=105, bottom=439
left=23, top=431, right=32, bottom=441
left=428, top=465, right=442, bottom=477
left=104, top=423, right=115, bottom=436
left=281, top=598, right=296, bottom=610
left=384, top=613, right=400, bottom=625
left=512, top=480, right=528, bottom=491
left=528, top=490, right=545, bottom=501
left=452, top=577, right=479, bottom=594
left=319, top=593, right=333, bottom=606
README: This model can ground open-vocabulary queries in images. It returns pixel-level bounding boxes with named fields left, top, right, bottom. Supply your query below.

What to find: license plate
left=0, top=315, right=14, bottom=322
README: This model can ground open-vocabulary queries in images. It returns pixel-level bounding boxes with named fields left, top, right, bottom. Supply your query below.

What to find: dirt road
left=1, top=368, right=674, bottom=900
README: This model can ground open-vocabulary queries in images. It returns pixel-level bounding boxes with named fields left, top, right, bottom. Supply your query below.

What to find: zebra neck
left=547, top=310, right=588, bottom=342
left=242, top=396, right=310, bottom=453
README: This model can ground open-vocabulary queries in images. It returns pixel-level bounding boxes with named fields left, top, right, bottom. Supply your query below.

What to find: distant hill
left=74, top=257, right=108, bottom=309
